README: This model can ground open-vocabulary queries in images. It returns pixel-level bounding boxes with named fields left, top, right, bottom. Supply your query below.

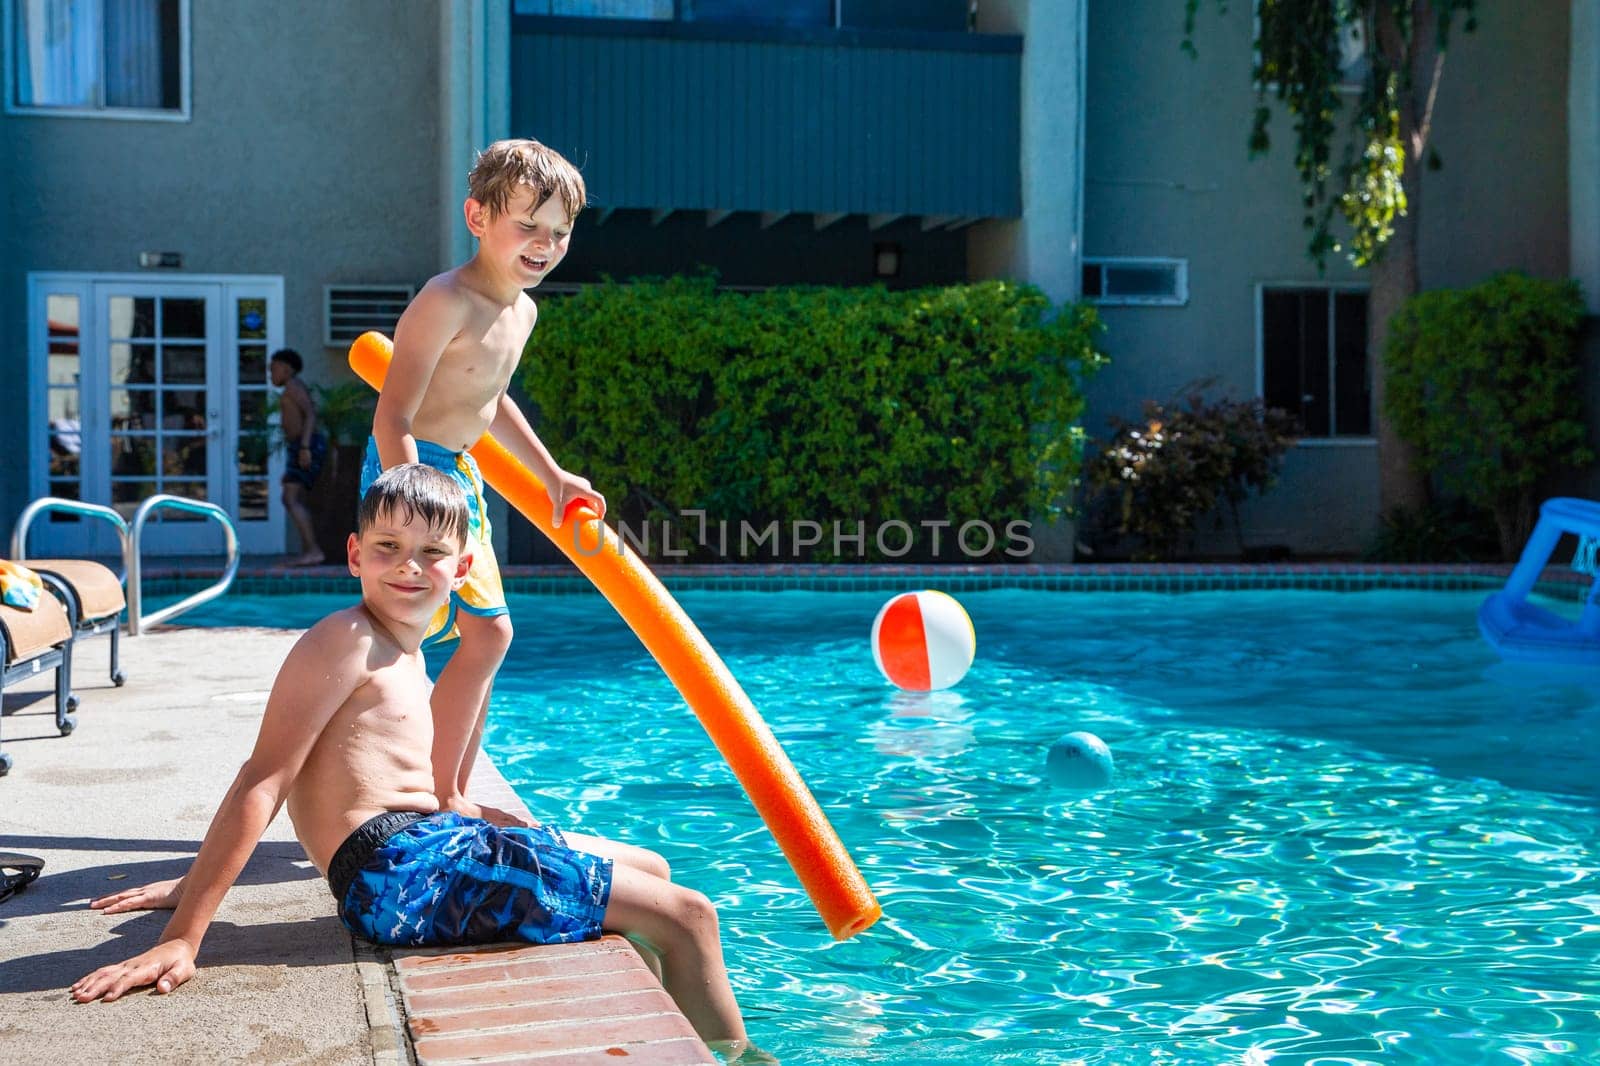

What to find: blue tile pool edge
left=134, top=563, right=1593, bottom=602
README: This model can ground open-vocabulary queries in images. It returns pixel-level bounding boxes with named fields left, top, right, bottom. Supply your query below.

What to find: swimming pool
left=178, top=587, right=1600, bottom=1064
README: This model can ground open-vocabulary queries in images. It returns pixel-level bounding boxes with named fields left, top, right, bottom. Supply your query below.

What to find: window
left=1259, top=286, right=1370, bottom=439
left=1081, top=258, right=1188, bottom=306
left=7, top=0, right=188, bottom=118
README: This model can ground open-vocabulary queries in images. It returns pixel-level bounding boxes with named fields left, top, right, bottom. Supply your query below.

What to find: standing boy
left=270, top=348, right=327, bottom=566
left=72, top=465, right=757, bottom=1060
left=366, top=139, right=605, bottom=822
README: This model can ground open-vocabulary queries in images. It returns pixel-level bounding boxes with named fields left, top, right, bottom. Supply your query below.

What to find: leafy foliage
left=1364, top=498, right=1500, bottom=563
left=1086, top=389, right=1300, bottom=561
left=1183, top=0, right=1477, bottom=268
left=310, top=381, right=378, bottom=447
left=518, top=276, right=1107, bottom=561
left=1384, top=272, right=1590, bottom=559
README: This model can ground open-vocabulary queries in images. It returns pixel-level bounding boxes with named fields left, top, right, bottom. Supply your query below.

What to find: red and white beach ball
left=871, top=590, right=976, bottom=691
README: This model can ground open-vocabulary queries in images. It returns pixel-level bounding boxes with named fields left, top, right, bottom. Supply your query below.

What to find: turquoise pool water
left=177, top=588, right=1600, bottom=1064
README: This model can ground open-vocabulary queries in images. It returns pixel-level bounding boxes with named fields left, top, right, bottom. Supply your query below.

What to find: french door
left=27, top=273, right=285, bottom=556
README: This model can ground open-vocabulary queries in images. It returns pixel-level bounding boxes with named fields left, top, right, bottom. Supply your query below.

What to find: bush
left=1086, top=387, right=1299, bottom=561
left=518, top=276, right=1106, bottom=561
left=1364, top=498, right=1502, bottom=563
left=311, top=380, right=379, bottom=447
left=1385, top=272, right=1590, bottom=560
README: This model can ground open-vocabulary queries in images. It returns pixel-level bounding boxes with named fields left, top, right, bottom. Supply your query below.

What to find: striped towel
left=0, top=561, right=43, bottom=610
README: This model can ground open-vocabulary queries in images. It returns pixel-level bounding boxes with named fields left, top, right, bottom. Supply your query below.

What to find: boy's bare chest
left=440, top=310, right=529, bottom=391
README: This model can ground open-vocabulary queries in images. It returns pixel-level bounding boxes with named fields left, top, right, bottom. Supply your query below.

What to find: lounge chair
left=28, top=559, right=126, bottom=701
left=0, top=590, right=75, bottom=776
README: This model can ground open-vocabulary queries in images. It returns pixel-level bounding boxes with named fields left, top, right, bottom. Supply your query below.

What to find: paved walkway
left=0, top=626, right=710, bottom=1065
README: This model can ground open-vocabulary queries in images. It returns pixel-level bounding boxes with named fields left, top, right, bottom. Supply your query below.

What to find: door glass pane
left=111, top=435, right=158, bottom=476
left=238, top=432, right=271, bottom=476
left=164, top=344, right=207, bottom=384
left=162, top=297, right=206, bottom=340
left=163, top=436, right=208, bottom=477
left=239, top=479, right=269, bottom=521
left=237, top=298, right=267, bottom=340
left=49, top=390, right=83, bottom=480
left=47, top=294, right=81, bottom=385
left=110, top=342, right=157, bottom=384
left=239, top=344, right=267, bottom=381
left=239, top=391, right=269, bottom=432
left=164, top=388, right=207, bottom=428
left=110, top=388, right=157, bottom=429
left=108, top=297, right=157, bottom=338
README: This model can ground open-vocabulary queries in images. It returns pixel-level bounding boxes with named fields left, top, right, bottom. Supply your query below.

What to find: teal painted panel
left=512, top=22, right=1020, bottom=218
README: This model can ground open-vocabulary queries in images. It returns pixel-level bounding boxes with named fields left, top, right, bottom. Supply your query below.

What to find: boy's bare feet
left=711, top=1040, right=780, bottom=1064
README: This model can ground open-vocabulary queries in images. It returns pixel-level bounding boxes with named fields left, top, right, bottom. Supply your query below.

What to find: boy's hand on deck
left=90, top=876, right=185, bottom=913
left=548, top=471, right=605, bottom=529
left=71, top=939, right=197, bottom=1002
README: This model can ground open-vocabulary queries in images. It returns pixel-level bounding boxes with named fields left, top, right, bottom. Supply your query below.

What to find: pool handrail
left=10, top=497, right=131, bottom=582
left=12, top=494, right=240, bottom=635
left=126, top=495, right=241, bottom=635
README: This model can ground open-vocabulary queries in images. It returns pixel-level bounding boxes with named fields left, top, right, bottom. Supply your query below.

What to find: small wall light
left=873, top=242, right=901, bottom=278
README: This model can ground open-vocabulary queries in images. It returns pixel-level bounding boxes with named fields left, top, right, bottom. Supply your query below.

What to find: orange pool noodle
left=349, top=332, right=881, bottom=940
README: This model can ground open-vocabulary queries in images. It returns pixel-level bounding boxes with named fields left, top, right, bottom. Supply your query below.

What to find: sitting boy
left=71, top=465, right=754, bottom=1058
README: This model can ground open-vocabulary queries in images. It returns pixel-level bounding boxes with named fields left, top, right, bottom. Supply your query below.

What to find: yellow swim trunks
left=361, top=437, right=508, bottom=647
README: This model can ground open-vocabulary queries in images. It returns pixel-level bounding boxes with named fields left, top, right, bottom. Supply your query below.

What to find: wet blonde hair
left=468, top=138, right=586, bottom=223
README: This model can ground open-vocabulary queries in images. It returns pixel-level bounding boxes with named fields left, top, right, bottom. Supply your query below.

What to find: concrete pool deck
left=0, top=627, right=714, bottom=1065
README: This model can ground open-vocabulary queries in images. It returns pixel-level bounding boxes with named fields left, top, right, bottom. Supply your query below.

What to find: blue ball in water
left=1047, top=731, right=1114, bottom=790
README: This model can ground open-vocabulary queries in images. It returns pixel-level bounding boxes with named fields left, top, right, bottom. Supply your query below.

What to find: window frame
left=1254, top=281, right=1375, bottom=448
left=4, top=0, right=192, bottom=121
left=1081, top=257, right=1189, bottom=307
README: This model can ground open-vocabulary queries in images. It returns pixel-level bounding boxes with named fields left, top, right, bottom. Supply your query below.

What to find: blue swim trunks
left=282, top=432, right=326, bottom=489
left=329, top=811, right=613, bottom=947
left=361, top=437, right=508, bottom=648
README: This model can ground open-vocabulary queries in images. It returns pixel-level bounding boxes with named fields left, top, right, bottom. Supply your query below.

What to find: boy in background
left=270, top=348, right=327, bottom=566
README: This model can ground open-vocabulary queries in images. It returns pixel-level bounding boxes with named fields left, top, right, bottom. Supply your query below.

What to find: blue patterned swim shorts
left=329, top=811, right=613, bottom=947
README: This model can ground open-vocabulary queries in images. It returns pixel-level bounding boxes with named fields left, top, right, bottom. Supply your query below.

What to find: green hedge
left=519, top=276, right=1106, bottom=561
left=1385, top=271, right=1590, bottom=559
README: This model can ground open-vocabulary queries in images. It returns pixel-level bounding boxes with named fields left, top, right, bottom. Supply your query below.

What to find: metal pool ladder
left=11, top=495, right=240, bottom=635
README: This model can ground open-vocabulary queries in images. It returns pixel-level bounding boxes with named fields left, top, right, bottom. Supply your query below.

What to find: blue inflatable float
left=1479, top=497, right=1600, bottom=665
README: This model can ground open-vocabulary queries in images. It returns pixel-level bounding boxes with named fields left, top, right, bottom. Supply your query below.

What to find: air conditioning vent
left=1081, top=258, right=1188, bottom=306
left=324, top=285, right=414, bottom=345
